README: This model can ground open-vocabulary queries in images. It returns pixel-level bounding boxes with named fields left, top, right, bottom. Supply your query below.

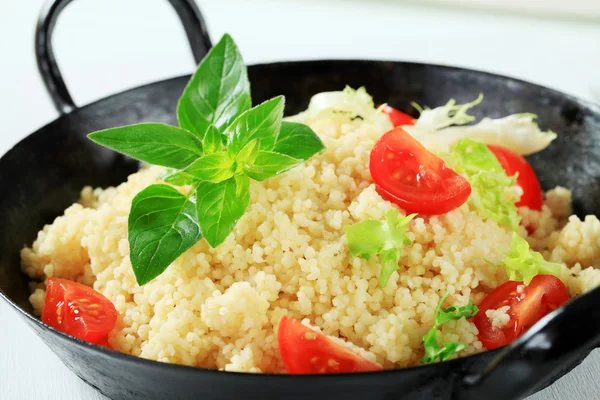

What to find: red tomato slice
left=474, top=275, right=569, bottom=349
left=381, top=105, right=416, bottom=127
left=277, top=316, right=382, bottom=374
left=369, top=127, right=471, bottom=215
left=487, top=144, right=544, bottom=210
left=42, top=278, right=118, bottom=344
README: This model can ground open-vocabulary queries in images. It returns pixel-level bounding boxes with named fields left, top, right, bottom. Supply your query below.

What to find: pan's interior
left=1, top=60, right=599, bottom=317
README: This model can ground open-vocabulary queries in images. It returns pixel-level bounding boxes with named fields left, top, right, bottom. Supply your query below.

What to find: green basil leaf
left=128, top=184, right=202, bottom=285
left=273, top=122, right=326, bottom=160
left=88, top=123, right=203, bottom=169
left=236, top=138, right=260, bottom=170
left=225, top=96, right=284, bottom=154
left=203, top=125, right=223, bottom=154
left=177, top=34, right=251, bottom=136
left=234, top=174, right=250, bottom=198
left=160, top=169, right=197, bottom=186
left=244, top=150, right=301, bottom=181
left=182, top=152, right=235, bottom=183
left=196, top=177, right=250, bottom=247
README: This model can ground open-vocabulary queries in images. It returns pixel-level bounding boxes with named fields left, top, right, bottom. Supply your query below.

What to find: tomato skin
left=474, top=275, right=569, bottom=349
left=369, top=127, right=471, bottom=215
left=487, top=144, right=544, bottom=210
left=278, top=316, right=383, bottom=374
left=42, top=278, right=118, bottom=344
left=381, top=105, right=416, bottom=127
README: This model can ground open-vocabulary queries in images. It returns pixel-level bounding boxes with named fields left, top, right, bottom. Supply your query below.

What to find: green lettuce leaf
left=405, top=94, right=556, bottom=156
left=500, top=233, right=562, bottom=285
left=303, top=86, right=377, bottom=123
left=345, top=210, right=415, bottom=288
left=421, top=293, right=479, bottom=364
left=411, top=94, right=483, bottom=131
left=448, top=139, right=520, bottom=230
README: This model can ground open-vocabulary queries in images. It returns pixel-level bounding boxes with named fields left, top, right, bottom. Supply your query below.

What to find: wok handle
left=454, top=285, right=600, bottom=400
left=35, top=0, right=212, bottom=115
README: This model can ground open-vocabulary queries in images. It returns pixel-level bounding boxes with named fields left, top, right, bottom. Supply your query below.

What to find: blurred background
left=0, top=0, right=599, bottom=399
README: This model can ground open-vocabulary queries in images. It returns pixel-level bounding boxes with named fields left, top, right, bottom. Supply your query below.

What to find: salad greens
left=421, top=293, right=479, bottom=364
left=89, top=34, right=325, bottom=285
left=345, top=210, right=416, bottom=288
left=404, top=95, right=556, bottom=156
left=293, top=86, right=389, bottom=128
left=411, top=94, right=483, bottom=131
left=448, top=139, right=520, bottom=230
left=497, top=233, right=562, bottom=285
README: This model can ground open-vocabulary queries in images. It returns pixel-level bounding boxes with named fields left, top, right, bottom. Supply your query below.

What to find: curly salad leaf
left=404, top=95, right=556, bottom=156
left=345, top=210, right=415, bottom=288
left=411, top=94, right=483, bottom=131
left=288, top=86, right=391, bottom=130
left=498, top=233, right=562, bottom=285
left=448, top=139, right=520, bottom=230
left=88, top=34, right=325, bottom=285
left=421, top=293, right=479, bottom=364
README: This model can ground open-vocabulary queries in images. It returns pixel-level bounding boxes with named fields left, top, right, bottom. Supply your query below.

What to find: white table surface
left=1, top=1, right=599, bottom=399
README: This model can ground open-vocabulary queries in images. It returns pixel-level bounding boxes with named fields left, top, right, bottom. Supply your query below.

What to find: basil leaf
left=196, top=177, right=250, bottom=247
left=88, top=123, right=203, bottom=169
left=203, top=125, right=223, bottom=154
left=274, top=122, right=326, bottom=160
left=244, top=150, right=300, bottom=181
left=234, top=174, right=250, bottom=198
left=160, top=169, right=197, bottom=186
left=236, top=138, right=260, bottom=170
left=177, top=34, right=251, bottom=136
left=128, top=184, right=202, bottom=285
left=182, top=152, right=235, bottom=183
left=225, top=96, right=285, bottom=154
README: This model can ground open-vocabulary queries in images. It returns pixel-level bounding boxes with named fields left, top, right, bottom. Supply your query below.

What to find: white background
left=1, top=1, right=599, bottom=399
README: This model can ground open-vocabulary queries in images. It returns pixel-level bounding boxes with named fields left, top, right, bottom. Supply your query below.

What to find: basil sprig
left=88, top=34, right=325, bottom=285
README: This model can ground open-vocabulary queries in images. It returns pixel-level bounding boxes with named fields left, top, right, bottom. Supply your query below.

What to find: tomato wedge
left=487, top=144, right=543, bottom=210
left=277, top=316, right=382, bottom=374
left=381, top=105, right=416, bottom=127
left=369, top=127, right=471, bottom=215
left=474, top=275, right=568, bottom=349
left=42, top=278, right=118, bottom=344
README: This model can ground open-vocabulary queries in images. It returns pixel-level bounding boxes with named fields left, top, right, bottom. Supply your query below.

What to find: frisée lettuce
left=448, top=139, right=520, bottom=230
left=403, top=95, right=556, bottom=156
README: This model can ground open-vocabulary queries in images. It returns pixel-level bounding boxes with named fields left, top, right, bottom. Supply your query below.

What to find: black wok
left=1, top=0, right=600, bottom=399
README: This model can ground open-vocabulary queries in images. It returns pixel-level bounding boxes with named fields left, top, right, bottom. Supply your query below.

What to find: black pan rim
left=1, top=58, right=597, bottom=381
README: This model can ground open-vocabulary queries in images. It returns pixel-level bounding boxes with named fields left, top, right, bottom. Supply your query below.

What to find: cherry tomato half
left=277, top=316, right=382, bottom=374
left=381, top=105, right=416, bottom=127
left=474, top=275, right=569, bottom=349
left=487, top=144, right=544, bottom=210
left=369, top=127, right=472, bottom=215
left=42, top=277, right=118, bottom=344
